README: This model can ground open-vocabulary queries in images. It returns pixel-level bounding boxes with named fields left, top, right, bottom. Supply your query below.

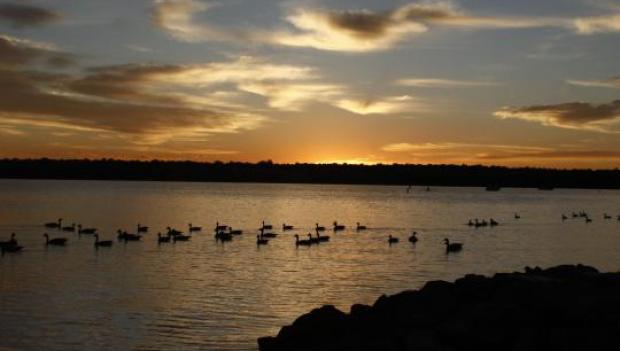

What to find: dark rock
left=258, top=265, right=620, bottom=351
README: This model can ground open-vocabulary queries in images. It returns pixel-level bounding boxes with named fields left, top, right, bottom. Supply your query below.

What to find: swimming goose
left=603, top=213, right=612, bottom=220
left=137, top=223, right=149, bottom=233
left=123, top=233, right=142, bottom=241
left=0, top=233, right=17, bottom=249
left=228, top=227, right=243, bottom=235
left=1, top=244, right=23, bottom=254
left=166, top=227, right=183, bottom=236
left=261, top=221, right=273, bottom=230
left=94, top=234, right=113, bottom=247
left=282, top=223, right=294, bottom=231
left=315, top=223, right=326, bottom=231
left=561, top=214, right=568, bottom=221
left=157, top=233, right=171, bottom=243
left=214, top=222, right=228, bottom=232
left=490, top=218, right=499, bottom=226
left=444, top=238, right=463, bottom=253
left=408, top=231, right=418, bottom=243
left=356, top=222, right=367, bottom=231
left=585, top=217, right=593, bottom=223
left=61, top=223, right=76, bottom=232
left=44, top=233, right=67, bottom=246
left=316, top=230, right=330, bottom=242
left=388, top=235, right=399, bottom=244
left=188, top=223, right=202, bottom=232
left=44, top=218, right=62, bottom=229
left=294, top=234, right=311, bottom=246
left=333, top=221, right=345, bottom=231
left=256, top=235, right=269, bottom=245
left=215, top=231, right=233, bottom=241
left=259, top=228, right=277, bottom=238
left=173, top=234, right=191, bottom=242
left=514, top=213, right=520, bottom=219
left=308, top=233, right=320, bottom=244
left=78, top=225, right=97, bottom=234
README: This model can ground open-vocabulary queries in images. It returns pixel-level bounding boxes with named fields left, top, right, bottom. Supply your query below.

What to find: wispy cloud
left=395, top=77, right=497, bottom=88
left=494, top=100, right=620, bottom=133
left=567, top=77, right=620, bottom=88
left=0, top=34, right=74, bottom=67
left=574, top=14, right=620, bottom=34
left=0, top=3, right=60, bottom=28
left=335, top=95, right=424, bottom=115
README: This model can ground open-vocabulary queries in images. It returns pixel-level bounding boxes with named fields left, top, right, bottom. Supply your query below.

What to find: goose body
left=166, top=227, right=183, bottom=236
left=261, top=221, right=273, bottom=230
left=294, top=234, right=311, bottom=246
left=0, top=233, right=17, bottom=249
left=215, top=231, right=233, bottom=241
left=603, top=213, right=612, bottom=219
left=78, top=225, right=97, bottom=234
left=561, top=214, right=568, bottom=221
left=123, top=234, right=142, bottom=241
left=44, top=218, right=62, bottom=229
left=259, top=228, right=277, bottom=238
left=44, top=233, right=67, bottom=246
left=94, top=234, right=113, bottom=247
left=333, top=221, right=345, bottom=231
left=444, top=238, right=463, bottom=253
left=188, top=223, right=202, bottom=232
left=157, top=233, right=171, bottom=243
left=408, top=231, right=418, bottom=243
left=173, top=234, right=191, bottom=242
left=388, top=235, right=399, bottom=244
left=1, top=244, right=23, bottom=254
left=62, top=223, right=76, bottom=232
left=315, top=223, right=326, bottom=231
left=514, top=213, right=520, bottom=219
left=356, top=222, right=367, bottom=231
left=215, top=222, right=228, bottom=232
left=282, top=224, right=294, bottom=231
left=228, top=227, right=243, bottom=235
left=257, top=235, right=269, bottom=245
left=585, top=217, right=592, bottom=223
left=490, top=218, right=499, bottom=226
left=137, top=224, right=149, bottom=233
left=316, top=231, right=330, bottom=242
left=308, top=233, right=320, bottom=244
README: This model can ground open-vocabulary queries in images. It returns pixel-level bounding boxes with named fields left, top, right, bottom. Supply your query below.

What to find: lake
left=0, top=179, right=619, bottom=350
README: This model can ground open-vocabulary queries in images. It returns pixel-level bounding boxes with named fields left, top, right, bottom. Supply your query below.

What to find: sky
left=0, top=0, right=619, bottom=168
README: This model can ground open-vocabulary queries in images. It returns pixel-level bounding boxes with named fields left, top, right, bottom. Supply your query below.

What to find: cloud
left=574, top=14, right=620, bottom=34
left=382, top=142, right=549, bottom=153
left=0, top=34, right=74, bottom=67
left=0, top=3, right=60, bottom=27
left=476, top=149, right=620, bottom=160
left=494, top=100, right=620, bottom=133
left=567, top=77, right=620, bottom=88
left=238, top=81, right=344, bottom=110
left=395, top=77, right=497, bottom=88
left=335, top=95, right=424, bottom=115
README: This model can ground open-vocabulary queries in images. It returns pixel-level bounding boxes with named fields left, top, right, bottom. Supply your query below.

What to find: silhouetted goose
left=333, top=221, right=345, bottom=231
left=572, top=212, right=578, bottom=218
left=490, top=218, right=499, bottom=226
left=1, top=244, right=23, bottom=254
left=308, top=233, right=320, bottom=244
left=188, top=223, right=202, bottom=232
left=44, top=233, right=67, bottom=246
left=78, top=225, right=97, bottom=234
left=604, top=213, right=612, bottom=219
left=408, top=231, right=418, bottom=243
left=282, top=223, right=294, bottom=231
left=468, top=219, right=474, bottom=226
left=315, top=223, right=326, bottom=231
left=585, top=217, right=593, bottom=223
left=261, top=221, right=273, bottom=230
left=514, top=213, right=520, bottom=219
left=316, top=231, right=329, bottom=242
left=257, top=235, right=269, bottom=245
left=0, top=233, right=17, bottom=249
left=617, top=215, right=620, bottom=221
left=294, top=234, right=311, bottom=246
left=62, top=223, right=76, bottom=232
left=356, top=222, right=367, bottom=231
left=444, top=238, right=463, bottom=253
left=137, top=224, right=149, bottom=233
left=561, top=214, right=568, bottom=221
left=166, top=227, right=183, bottom=236
left=44, top=218, right=62, bottom=229
left=215, top=222, right=228, bottom=232
left=173, top=234, right=191, bottom=242
left=94, top=234, right=113, bottom=247
left=388, top=235, right=399, bottom=244
left=259, top=228, right=277, bottom=238
left=157, top=233, right=171, bottom=243
left=123, top=234, right=142, bottom=241
left=228, top=227, right=243, bottom=235
left=215, top=231, right=233, bottom=241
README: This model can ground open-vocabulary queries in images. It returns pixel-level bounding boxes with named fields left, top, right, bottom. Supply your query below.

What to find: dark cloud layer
left=0, top=3, right=60, bottom=27
left=0, top=35, right=74, bottom=67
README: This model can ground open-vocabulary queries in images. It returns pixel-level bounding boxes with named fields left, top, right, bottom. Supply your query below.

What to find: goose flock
left=2, top=211, right=618, bottom=256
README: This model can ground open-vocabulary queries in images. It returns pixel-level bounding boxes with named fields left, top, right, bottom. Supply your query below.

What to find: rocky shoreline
left=258, top=265, right=620, bottom=350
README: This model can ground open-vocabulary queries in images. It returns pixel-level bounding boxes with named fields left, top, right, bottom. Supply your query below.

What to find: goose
left=166, top=227, right=183, bottom=236
left=617, top=215, right=620, bottom=221
left=294, top=234, right=311, bottom=246
left=467, top=219, right=474, bottom=226
left=315, top=223, right=326, bottom=231
left=514, top=213, right=520, bottom=219
left=214, top=222, right=228, bottom=232
left=585, top=217, right=593, bottom=223
left=117, top=229, right=129, bottom=240
left=261, top=221, right=273, bottom=230
left=173, top=234, right=191, bottom=242
left=61, top=223, right=76, bottom=232
left=157, top=233, right=171, bottom=243
left=282, top=223, right=294, bottom=231
left=259, top=228, right=277, bottom=238
left=123, top=233, right=142, bottom=242
left=490, top=218, right=499, bottom=226
left=137, top=223, right=149, bottom=233
left=188, top=223, right=202, bottom=232
left=333, top=221, right=345, bottom=231
left=308, top=233, right=320, bottom=244
left=228, top=227, right=243, bottom=235
left=444, top=238, right=463, bottom=253
left=257, top=235, right=269, bottom=245
left=561, top=214, right=568, bottom=221
left=94, top=234, right=113, bottom=247
left=316, top=230, right=330, bottom=242
left=572, top=212, right=578, bottom=218
left=44, top=233, right=67, bottom=246
left=356, top=222, right=367, bottom=231
left=215, top=231, right=233, bottom=241
left=0, top=233, right=17, bottom=249
left=603, top=213, right=612, bottom=220
left=44, top=218, right=62, bottom=229
left=77, top=224, right=97, bottom=234
left=1, top=244, right=23, bottom=254
left=388, top=235, right=399, bottom=244
left=408, top=231, right=418, bottom=243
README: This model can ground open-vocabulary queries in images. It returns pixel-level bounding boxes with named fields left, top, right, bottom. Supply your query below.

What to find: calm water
left=0, top=180, right=619, bottom=350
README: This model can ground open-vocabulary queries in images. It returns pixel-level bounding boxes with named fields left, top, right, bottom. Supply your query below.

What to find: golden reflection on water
left=1, top=180, right=619, bottom=350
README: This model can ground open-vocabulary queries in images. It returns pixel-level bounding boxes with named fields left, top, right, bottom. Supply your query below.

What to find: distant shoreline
left=0, top=158, right=618, bottom=189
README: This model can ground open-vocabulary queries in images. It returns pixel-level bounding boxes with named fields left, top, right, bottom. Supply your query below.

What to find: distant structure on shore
left=0, top=158, right=618, bottom=189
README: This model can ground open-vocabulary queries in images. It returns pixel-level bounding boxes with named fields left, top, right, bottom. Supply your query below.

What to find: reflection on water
left=0, top=179, right=619, bottom=350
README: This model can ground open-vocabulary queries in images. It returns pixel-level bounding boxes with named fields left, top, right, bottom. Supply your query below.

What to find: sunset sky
left=1, top=0, right=619, bottom=168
